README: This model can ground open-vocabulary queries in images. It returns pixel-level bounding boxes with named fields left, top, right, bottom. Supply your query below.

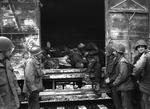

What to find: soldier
left=43, top=41, right=52, bottom=58
left=69, top=47, right=87, bottom=68
left=23, top=46, right=44, bottom=109
left=132, top=40, right=150, bottom=109
left=77, top=42, right=102, bottom=93
left=105, top=43, right=134, bottom=109
left=43, top=41, right=56, bottom=58
left=0, top=36, right=21, bottom=109
left=132, top=39, right=148, bottom=109
left=105, top=44, right=116, bottom=79
left=133, top=40, right=148, bottom=65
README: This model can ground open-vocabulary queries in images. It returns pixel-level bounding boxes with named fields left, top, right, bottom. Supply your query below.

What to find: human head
left=0, top=36, right=15, bottom=58
left=30, top=46, right=43, bottom=60
left=78, top=43, right=85, bottom=49
left=46, top=41, right=51, bottom=48
left=23, top=51, right=30, bottom=59
left=112, top=43, right=125, bottom=56
left=105, top=44, right=115, bottom=56
left=135, top=40, right=147, bottom=54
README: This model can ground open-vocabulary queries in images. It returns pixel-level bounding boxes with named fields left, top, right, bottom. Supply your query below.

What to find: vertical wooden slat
left=105, top=0, right=108, bottom=41
left=35, top=0, right=41, bottom=47
left=8, top=0, right=21, bottom=31
left=149, top=0, right=150, bottom=40
left=0, top=0, right=2, bottom=34
left=105, top=0, right=108, bottom=68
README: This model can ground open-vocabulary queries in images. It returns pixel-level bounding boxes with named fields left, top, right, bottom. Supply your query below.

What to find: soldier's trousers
left=111, top=87, right=123, bottom=109
left=111, top=87, right=134, bottom=109
left=121, top=91, right=134, bottom=109
left=142, top=92, right=150, bottom=109
left=28, top=91, right=40, bottom=109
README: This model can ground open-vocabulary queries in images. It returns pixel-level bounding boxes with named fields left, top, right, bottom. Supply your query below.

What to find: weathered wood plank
left=108, top=0, right=148, bottom=12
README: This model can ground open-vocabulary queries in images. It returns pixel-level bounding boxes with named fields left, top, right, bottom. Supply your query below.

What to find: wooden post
left=147, top=0, right=150, bottom=41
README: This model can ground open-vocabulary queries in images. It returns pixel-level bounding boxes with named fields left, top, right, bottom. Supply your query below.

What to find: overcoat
left=0, top=59, right=20, bottom=109
left=23, top=57, right=44, bottom=94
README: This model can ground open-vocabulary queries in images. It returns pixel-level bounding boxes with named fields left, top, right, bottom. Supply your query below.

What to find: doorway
left=40, top=0, right=105, bottom=49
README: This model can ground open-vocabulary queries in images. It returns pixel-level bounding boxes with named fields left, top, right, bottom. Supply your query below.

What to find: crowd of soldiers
left=0, top=36, right=44, bottom=109
left=0, top=36, right=105, bottom=109
left=42, top=41, right=105, bottom=91
left=0, top=35, right=150, bottom=109
left=105, top=39, right=150, bottom=109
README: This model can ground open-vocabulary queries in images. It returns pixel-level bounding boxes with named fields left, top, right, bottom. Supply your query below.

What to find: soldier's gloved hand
left=17, top=87, right=21, bottom=95
left=47, top=54, right=51, bottom=58
left=84, top=52, right=89, bottom=56
left=105, top=78, right=110, bottom=84
left=131, top=73, right=135, bottom=76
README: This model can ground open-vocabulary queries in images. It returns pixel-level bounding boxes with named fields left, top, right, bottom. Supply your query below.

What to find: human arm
left=25, top=61, right=38, bottom=92
left=132, top=53, right=146, bottom=77
left=113, top=62, right=128, bottom=86
left=12, top=71, right=21, bottom=95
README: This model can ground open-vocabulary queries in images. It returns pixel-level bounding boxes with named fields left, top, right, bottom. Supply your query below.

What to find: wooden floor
left=20, top=103, right=112, bottom=109
left=39, top=104, right=109, bottom=109
left=20, top=89, right=113, bottom=109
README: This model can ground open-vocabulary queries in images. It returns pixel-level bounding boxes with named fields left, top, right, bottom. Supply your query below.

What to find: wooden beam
left=147, top=0, right=150, bottom=38
left=8, top=0, right=21, bottom=31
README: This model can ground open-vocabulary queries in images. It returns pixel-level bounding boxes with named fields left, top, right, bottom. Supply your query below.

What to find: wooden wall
left=105, top=0, right=149, bottom=62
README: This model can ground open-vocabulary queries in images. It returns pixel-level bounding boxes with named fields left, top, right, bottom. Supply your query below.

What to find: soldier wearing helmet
left=105, top=44, right=116, bottom=80
left=133, top=40, right=147, bottom=65
left=23, top=46, right=44, bottom=109
left=77, top=42, right=102, bottom=94
left=0, top=36, right=15, bottom=57
left=0, top=36, right=21, bottom=109
left=105, top=43, right=134, bottom=109
left=135, top=40, right=147, bottom=55
left=135, top=40, right=147, bottom=50
left=132, top=39, right=150, bottom=109
left=129, top=40, right=148, bottom=109
left=112, top=43, right=126, bottom=55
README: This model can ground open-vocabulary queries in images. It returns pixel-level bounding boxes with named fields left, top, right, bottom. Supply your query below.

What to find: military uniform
left=23, top=47, right=44, bottom=109
left=133, top=52, right=150, bottom=109
left=106, top=44, right=134, bottom=109
left=79, top=42, right=101, bottom=91
left=69, top=48, right=87, bottom=68
left=132, top=39, right=148, bottom=109
left=0, top=36, right=20, bottom=109
left=0, top=60, right=20, bottom=109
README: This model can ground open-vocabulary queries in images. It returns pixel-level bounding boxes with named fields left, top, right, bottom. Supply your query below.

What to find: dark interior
left=40, top=0, right=105, bottom=49
left=39, top=0, right=105, bottom=90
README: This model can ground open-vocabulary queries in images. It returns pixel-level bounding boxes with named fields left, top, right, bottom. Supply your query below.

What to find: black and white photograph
left=0, top=0, right=150, bottom=109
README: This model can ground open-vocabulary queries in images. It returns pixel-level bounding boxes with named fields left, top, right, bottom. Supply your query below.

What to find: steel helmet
left=78, top=43, right=85, bottom=49
left=105, top=44, right=115, bottom=56
left=0, top=36, right=14, bottom=52
left=29, top=46, right=42, bottom=56
left=135, top=40, right=147, bottom=50
left=112, top=43, right=125, bottom=53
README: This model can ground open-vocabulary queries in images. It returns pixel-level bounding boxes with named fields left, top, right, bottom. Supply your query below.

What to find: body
left=78, top=42, right=102, bottom=93
left=105, top=43, right=134, bottom=109
left=0, top=36, right=21, bottom=109
left=23, top=46, right=44, bottom=109
left=133, top=51, right=150, bottom=109
left=132, top=40, right=148, bottom=109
